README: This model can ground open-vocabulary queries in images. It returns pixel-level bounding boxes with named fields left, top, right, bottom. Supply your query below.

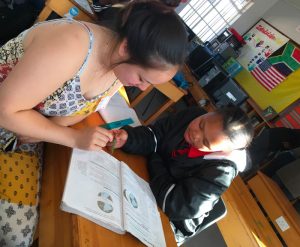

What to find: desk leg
left=36, top=5, right=52, bottom=22
left=144, top=100, right=174, bottom=125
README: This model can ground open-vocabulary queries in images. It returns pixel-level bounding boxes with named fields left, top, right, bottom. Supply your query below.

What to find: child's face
left=184, top=112, right=232, bottom=152
left=113, top=63, right=178, bottom=91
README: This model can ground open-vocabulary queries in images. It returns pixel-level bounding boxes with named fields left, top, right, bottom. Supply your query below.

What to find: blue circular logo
left=69, top=7, right=79, bottom=17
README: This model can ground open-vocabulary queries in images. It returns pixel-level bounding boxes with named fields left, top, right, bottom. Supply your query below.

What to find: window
left=179, top=0, right=254, bottom=42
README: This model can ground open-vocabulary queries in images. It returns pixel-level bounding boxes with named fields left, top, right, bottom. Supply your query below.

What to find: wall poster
left=237, top=19, right=289, bottom=71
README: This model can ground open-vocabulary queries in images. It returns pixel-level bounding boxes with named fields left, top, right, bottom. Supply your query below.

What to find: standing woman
left=0, top=1, right=188, bottom=245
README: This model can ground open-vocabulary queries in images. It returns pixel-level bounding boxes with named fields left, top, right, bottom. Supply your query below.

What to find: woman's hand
left=108, top=129, right=128, bottom=148
left=74, top=127, right=114, bottom=151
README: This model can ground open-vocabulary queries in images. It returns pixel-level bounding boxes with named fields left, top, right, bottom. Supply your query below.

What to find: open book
left=61, top=149, right=166, bottom=247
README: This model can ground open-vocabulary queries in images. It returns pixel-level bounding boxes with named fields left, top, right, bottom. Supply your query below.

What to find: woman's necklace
left=100, top=75, right=119, bottom=98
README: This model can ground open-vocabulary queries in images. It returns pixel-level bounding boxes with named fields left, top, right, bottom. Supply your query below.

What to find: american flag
left=250, top=60, right=286, bottom=91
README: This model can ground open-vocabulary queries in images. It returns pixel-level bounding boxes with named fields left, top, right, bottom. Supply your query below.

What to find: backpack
left=0, top=0, right=39, bottom=45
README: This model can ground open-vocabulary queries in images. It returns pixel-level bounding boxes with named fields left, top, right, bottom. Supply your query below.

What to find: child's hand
left=107, top=129, right=128, bottom=148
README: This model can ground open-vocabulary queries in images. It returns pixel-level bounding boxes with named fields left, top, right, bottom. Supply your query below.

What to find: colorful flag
left=268, top=42, right=300, bottom=76
left=250, top=59, right=286, bottom=91
left=274, top=104, right=300, bottom=129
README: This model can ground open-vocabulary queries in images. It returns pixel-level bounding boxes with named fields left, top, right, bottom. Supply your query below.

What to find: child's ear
left=118, top=38, right=129, bottom=58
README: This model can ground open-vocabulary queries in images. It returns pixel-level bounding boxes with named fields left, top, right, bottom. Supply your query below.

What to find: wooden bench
left=248, top=172, right=300, bottom=246
left=217, top=176, right=282, bottom=247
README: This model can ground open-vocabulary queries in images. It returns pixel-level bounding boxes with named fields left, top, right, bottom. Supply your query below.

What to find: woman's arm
left=0, top=24, right=113, bottom=150
left=49, top=114, right=89, bottom=127
left=17, top=115, right=89, bottom=144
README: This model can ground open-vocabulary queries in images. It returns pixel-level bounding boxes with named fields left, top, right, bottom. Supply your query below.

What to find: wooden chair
left=129, top=81, right=186, bottom=125
left=37, top=0, right=94, bottom=22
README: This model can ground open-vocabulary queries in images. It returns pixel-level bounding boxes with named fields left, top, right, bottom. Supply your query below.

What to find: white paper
left=275, top=216, right=290, bottom=232
left=61, top=149, right=124, bottom=233
left=121, top=163, right=166, bottom=247
left=98, top=92, right=141, bottom=127
left=61, top=149, right=166, bottom=246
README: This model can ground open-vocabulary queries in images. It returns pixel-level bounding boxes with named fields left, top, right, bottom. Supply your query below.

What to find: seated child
left=112, top=106, right=254, bottom=245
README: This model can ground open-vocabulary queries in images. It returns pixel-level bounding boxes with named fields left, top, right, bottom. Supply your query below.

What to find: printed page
left=61, top=149, right=124, bottom=234
left=98, top=92, right=141, bottom=127
left=121, top=162, right=166, bottom=247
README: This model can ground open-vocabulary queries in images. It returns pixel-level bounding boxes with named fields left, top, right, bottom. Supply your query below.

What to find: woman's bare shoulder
left=23, top=20, right=92, bottom=52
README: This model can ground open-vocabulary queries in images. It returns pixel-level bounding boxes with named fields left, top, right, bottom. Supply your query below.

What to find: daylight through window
left=179, top=0, right=254, bottom=42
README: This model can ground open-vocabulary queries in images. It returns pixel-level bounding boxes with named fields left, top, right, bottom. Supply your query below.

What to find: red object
left=188, top=146, right=212, bottom=158
left=0, top=63, right=17, bottom=83
left=171, top=144, right=212, bottom=158
left=228, top=27, right=246, bottom=45
left=274, top=104, right=300, bottom=129
left=292, top=48, right=300, bottom=63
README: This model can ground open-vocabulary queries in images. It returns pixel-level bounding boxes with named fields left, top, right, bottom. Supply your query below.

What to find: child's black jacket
left=122, top=107, right=239, bottom=239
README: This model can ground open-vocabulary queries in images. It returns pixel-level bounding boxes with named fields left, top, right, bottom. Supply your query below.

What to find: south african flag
left=268, top=42, right=300, bottom=77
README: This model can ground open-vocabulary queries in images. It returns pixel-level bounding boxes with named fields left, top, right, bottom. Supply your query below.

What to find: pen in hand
left=110, top=135, right=116, bottom=154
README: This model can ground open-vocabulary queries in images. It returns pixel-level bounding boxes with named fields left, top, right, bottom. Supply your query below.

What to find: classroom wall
left=263, top=0, right=300, bottom=44
left=231, top=0, right=279, bottom=35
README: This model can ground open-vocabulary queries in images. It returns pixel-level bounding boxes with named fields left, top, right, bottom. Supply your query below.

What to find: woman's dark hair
left=216, top=106, right=254, bottom=148
left=96, top=0, right=188, bottom=69
left=160, top=0, right=181, bottom=8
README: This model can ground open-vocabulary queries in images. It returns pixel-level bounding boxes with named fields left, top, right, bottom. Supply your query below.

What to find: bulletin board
left=235, top=19, right=300, bottom=113
left=237, top=19, right=289, bottom=71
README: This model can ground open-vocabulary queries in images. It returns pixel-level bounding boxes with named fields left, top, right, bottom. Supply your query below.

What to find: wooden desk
left=39, top=112, right=177, bottom=246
